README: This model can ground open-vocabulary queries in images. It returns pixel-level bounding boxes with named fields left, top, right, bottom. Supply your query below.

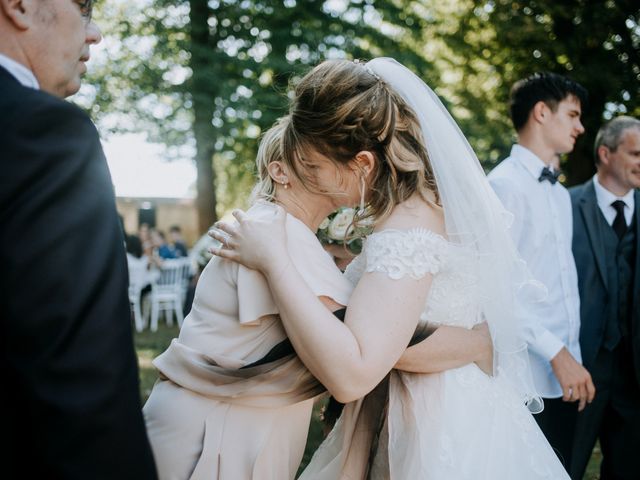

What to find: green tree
left=430, top=0, right=640, bottom=182
left=81, top=0, right=433, bottom=233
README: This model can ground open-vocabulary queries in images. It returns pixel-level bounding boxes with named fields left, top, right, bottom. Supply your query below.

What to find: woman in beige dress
left=144, top=117, right=492, bottom=480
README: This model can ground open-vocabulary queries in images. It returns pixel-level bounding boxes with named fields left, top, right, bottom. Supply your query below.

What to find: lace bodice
left=344, top=228, right=481, bottom=329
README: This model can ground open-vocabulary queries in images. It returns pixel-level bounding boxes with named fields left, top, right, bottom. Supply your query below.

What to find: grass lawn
left=135, top=323, right=602, bottom=478
left=136, top=322, right=178, bottom=403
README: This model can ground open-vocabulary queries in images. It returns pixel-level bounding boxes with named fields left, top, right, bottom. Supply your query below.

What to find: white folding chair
left=149, top=258, right=191, bottom=332
left=127, top=254, right=150, bottom=333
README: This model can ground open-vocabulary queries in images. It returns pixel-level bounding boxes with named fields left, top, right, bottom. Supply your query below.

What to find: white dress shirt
left=593, top=175, right=635, bottom=226
left=488, top=144, right=582, bottom=398
left=0, top=53, right=39, bottom=89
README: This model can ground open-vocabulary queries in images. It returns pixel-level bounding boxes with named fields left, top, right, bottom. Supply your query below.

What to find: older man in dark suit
left=570, top=116, right=640, bottom=480
left=0, top=0, right=156, bottom=478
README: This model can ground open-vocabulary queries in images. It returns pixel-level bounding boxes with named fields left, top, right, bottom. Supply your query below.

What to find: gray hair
left=594, top=115, right=640, bottom=164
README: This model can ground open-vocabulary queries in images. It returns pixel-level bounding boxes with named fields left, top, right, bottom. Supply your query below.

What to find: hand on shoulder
left=209, top=206, right=290, bottom=275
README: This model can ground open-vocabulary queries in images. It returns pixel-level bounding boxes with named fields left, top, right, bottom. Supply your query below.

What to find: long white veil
left=367, top=57, right=544, bottom=412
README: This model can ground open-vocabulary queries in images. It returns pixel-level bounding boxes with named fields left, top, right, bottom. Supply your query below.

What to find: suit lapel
left=634, top=190, right=640, bottom=311
left=579, top=182, right=609, bottom=291
left=0, top=65, right=16, bottom=85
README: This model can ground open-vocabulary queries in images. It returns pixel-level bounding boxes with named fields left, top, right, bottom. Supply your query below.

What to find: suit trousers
left=570, top=342, right=640, bottom=480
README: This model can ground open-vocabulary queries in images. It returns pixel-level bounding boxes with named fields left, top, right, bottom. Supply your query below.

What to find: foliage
left=424, top=0, right=640, bottom=182
left=79, top=0, right=639, bottom=229
left=79, top=0, right=434, bottom=231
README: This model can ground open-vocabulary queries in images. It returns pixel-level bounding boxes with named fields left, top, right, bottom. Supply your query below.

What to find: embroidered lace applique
left=363, top=229, right=447, bottom=280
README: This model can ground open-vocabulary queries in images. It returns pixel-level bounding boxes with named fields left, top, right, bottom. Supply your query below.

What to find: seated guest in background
left=126, top=229, right=156, bottom=316
left=169, top=225, right=188, bottom=257
left=126, top=233, right=144, bottom=259
left=570, top=116, right=640, bottom=480
left=139, top=222, right=154, bottom=256
left=151, top=229, right=177, bottom=260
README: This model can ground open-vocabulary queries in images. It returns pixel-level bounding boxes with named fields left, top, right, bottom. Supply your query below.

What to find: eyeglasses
left=74, top=0, right=94, bottom=24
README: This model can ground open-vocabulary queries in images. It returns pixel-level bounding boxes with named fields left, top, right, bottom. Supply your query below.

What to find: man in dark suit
left=0, top=1, right=157, bottom=478
left=570, top=116, right=640, bottom=480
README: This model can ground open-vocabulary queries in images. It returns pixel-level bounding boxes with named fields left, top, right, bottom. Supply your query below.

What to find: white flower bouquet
left=316, top=207, right=373, bottom=255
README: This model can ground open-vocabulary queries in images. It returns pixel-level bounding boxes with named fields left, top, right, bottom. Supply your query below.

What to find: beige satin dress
left=143, top=202, right=353, bottom=480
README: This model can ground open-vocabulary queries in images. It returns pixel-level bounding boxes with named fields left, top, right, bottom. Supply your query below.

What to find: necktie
left=538, top=166, right=560, bottom=185
left=611, top=200, right=627, bottom=240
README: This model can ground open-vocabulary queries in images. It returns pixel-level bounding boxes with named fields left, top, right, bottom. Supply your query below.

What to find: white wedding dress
left=303, top=227, right=570, bottom=479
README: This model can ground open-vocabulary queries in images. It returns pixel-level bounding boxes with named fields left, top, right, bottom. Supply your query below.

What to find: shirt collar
left=510, top=144, right=553, bottom=181
left=592, top=175, right=635, bottom=211
left=0, top=53, right=39, bottom=89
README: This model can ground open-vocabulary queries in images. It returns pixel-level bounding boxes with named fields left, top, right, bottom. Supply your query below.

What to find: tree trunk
left=194, top=140, right=216, bottom=232
left=189, top=0, right=217, bottom=233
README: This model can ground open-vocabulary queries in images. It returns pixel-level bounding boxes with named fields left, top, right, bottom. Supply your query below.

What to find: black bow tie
left=538, top=166, right=560, bottom=185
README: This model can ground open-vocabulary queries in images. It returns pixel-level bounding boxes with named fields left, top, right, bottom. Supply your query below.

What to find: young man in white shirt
left=570, top=116, right=640, bottom=480
left=488, top=72, right=595, bottom=471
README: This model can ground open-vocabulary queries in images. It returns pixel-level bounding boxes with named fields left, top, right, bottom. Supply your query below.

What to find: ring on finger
left=215, top=230, right=227, bottom=248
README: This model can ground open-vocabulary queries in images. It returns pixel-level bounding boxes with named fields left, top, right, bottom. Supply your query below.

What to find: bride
left=212, top=58, right=569, bottom=479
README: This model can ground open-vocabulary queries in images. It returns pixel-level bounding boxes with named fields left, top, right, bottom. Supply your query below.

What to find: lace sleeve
left=363, top=229, right=446, bottom=280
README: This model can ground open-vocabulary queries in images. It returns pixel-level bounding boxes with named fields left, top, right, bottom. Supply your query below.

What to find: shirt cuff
left=529, top=330, right=565, bottom=361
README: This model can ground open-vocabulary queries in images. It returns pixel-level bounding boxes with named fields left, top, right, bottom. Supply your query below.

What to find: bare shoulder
left=374, top=194, right=446, bottom=238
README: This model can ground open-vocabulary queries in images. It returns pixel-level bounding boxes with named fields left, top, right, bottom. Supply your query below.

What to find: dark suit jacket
left=0, top=67, right=157, bottom=478
left=570, top=180, right=640, bottom=385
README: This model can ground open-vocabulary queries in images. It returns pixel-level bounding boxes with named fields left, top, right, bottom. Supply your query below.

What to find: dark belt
left=241, top=308, right=348, bottom=369
left=242, top=307, right=436, bottom=366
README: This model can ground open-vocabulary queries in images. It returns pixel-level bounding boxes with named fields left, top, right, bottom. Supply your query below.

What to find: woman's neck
left=274, top=194, right=333, bottom=232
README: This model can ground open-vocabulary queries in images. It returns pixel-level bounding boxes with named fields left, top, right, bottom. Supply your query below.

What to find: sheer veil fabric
left=366, top=57, right=544, bottom=412
left=299, top=59, right=562, bottom=480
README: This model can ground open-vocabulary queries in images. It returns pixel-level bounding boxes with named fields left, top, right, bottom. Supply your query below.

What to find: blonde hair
left=283, top=59, right=439, bottom=223
left=250, top=116, right=291, bottom=204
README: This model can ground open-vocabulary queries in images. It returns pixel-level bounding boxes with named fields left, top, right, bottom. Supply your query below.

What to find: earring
left=358, top=175, right=366, bottom=215
left=282, top=181, right=289, bottom=190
